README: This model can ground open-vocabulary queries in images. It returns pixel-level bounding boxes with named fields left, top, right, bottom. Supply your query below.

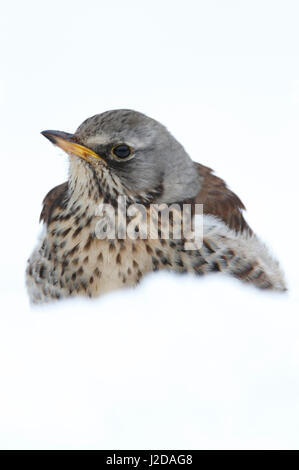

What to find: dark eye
left=112, top=144, right=132, bottom=159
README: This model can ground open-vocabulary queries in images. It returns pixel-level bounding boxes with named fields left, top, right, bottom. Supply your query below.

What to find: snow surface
left=1, top=0, right=299, bottom=449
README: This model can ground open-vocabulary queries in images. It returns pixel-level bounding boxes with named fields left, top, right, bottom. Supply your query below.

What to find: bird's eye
left=112, top=144, right=132, bottom=160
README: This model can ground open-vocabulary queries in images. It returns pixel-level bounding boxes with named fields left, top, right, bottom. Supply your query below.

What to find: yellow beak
left=41, top=130, right=106, bottom=164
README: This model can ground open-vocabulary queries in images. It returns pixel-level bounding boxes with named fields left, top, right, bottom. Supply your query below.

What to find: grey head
left=43, top=109, right=201, bottom=204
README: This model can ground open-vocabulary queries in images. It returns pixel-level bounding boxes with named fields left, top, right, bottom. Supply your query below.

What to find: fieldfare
left=26, top=110, right=286, bottom=303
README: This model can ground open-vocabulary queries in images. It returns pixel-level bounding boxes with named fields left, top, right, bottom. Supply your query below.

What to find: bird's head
left=42, top=109, right=201, bottom=205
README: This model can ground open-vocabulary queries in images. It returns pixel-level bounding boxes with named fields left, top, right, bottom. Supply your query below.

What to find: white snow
left=1, top=0, right=299, bottom=450
left=0, top=274, right=299, bottom=449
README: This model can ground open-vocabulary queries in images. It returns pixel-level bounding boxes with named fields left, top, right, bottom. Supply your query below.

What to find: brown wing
left=40, top=182, right=68, bottom=225
left=194, top=163, right=251, bottom=233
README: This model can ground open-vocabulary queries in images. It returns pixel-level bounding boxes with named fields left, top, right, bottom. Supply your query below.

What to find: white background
left=0, top=0, right=299, bottom=449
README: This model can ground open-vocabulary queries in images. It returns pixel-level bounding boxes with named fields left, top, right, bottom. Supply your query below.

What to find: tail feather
left=191, top=215, right=286, bottom=291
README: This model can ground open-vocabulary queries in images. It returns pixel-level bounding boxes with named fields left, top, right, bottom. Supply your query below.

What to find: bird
left=26, top=109, right=286, bottom=303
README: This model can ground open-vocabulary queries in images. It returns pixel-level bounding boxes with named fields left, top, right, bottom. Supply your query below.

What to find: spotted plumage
left=26, top=109, right=286, bottom=303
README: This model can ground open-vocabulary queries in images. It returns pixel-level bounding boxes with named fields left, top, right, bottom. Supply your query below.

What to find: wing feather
left=194, top=163, right=251, bottom=233
left=40, top=182, right=68, bottom=225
